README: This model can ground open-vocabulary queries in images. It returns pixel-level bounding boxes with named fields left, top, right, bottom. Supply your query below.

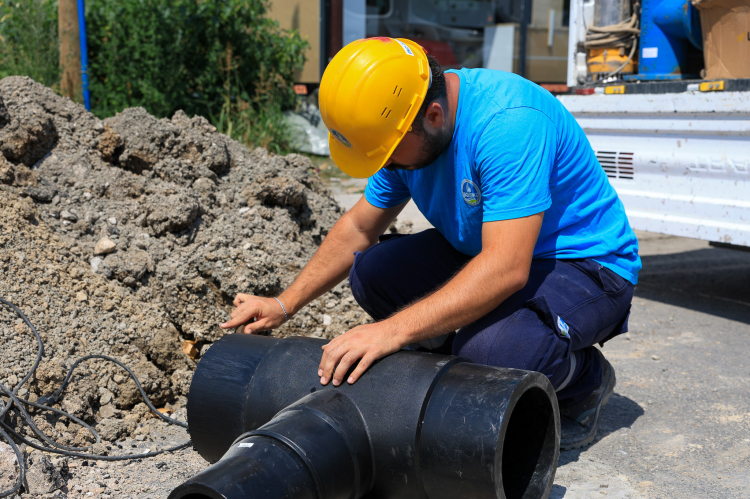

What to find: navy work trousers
left=348, top=229, right=634, bottom=405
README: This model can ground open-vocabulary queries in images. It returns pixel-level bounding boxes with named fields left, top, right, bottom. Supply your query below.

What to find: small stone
left=92, top=443, right=107, bottom=455
left=238, top=207, right=250, bottom=214
left=322, top=314, right=332, bottom=326
left=100, top=390, right=112, bottom=405
left=113, top=374, right=125, bottom=383
left=76, top=291, right=88, bottom=302
left=94, top=238, right=117, bottom=255
left=25, top=454, right=65, bottom=494
left=107, top=217, right=117, bottom=226
left=60, top=210, right=78, bottom=222
left=652, top=355, right=660, bottom=361
left=90, top=257, right=113, bottom=278
left=193, top=177, right=215, bottom=192
left=326, top=300, right=337, bottom=309
left=98, top=403, right=118, bottom=419
left=83, top=192, right=93, bottom=200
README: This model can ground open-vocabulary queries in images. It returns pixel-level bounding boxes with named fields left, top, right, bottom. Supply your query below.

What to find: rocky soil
left=0, top=76, right=372, bottom=497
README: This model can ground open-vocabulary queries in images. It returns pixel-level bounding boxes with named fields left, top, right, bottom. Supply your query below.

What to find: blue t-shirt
left=365, top=69, right=641, bottom=284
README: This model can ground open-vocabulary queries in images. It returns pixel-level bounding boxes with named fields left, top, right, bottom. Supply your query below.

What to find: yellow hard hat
left=319, top=37, right=431, bottom=178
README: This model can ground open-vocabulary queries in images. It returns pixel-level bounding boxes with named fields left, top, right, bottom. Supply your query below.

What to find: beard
left=385, top=125, right=453, bottom=172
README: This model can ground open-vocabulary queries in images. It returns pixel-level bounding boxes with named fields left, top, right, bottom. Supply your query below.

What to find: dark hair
left=410, top=55, right=447, bottom=135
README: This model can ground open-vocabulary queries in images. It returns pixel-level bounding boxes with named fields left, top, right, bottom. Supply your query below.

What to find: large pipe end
left=419, top=364, right=559, bottom=499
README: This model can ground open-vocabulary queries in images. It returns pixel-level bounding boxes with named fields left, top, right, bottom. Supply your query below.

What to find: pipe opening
left=501, top=387, right=557, bottom=499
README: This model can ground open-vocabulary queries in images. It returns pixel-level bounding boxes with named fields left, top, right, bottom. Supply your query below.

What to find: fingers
left=346, top=354, right=376, bottom=385
left=233, top=293, right=250, bottom=307
left=319, top=339, right=345, bottom=385
left=221, top=303, right=260, bottom=329
left=243, top=318, right=271, bottom=334
left=319, top=343, right=375, bottom=386
left=331, top=351, right=362, bottom=387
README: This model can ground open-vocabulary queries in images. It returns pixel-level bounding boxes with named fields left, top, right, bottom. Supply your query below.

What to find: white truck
left=558, top=0, right=750, bottom=249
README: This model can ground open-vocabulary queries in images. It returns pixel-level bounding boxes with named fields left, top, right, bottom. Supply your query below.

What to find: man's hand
left=318, top=322, right=404, bottom=386
left=221, top=294, right=286, bottom=333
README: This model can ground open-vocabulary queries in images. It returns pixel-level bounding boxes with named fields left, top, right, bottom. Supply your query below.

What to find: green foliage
left=0, top=0, right=306, bottom=151
left=211, top=61, right=303, bottom=155
left=0, top=0, right=60, bottom=89
left=85, top=0, right=308, bottom=122
left=214, top=96, right=295, bottom=156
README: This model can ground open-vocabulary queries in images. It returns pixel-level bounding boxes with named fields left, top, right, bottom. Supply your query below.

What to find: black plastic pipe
left=169, top=334, right=560, bottom=499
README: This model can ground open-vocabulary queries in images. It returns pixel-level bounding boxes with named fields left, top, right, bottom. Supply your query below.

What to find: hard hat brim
left=329, top=130, right=407, bottom=179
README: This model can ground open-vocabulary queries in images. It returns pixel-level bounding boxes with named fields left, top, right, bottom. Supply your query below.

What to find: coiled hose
left=0, top=297, right=191, bottom=497
left=585, top=1, right=642, bottom=78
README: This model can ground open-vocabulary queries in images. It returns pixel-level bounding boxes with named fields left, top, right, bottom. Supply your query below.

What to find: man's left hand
left=318, top=322, right=404, bottom=386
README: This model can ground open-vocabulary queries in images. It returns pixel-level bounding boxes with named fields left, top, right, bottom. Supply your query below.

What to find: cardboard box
left=693, top=0, right=750, bottom=79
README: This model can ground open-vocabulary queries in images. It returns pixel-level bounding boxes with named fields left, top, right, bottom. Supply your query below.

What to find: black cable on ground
left=0, top=297, right=192, bottom=498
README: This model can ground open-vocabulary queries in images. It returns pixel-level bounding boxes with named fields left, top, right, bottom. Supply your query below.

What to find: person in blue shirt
left=221, top=38, right=641, bottom=450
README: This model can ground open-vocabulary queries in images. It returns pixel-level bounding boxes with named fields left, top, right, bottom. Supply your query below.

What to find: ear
left=423, top=101, right=445, bottom=130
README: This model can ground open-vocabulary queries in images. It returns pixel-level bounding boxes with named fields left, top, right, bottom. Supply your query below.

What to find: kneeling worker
left=221, top=38, right=641, bottom=450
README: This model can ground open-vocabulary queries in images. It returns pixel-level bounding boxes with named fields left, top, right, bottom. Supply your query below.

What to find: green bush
left=0, top=0, right=60, bottom=89
left=85, top=0, right=307, bottom=122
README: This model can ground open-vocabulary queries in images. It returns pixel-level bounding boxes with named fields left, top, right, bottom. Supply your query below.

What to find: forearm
left=279, top=212, right=377, bottom=316
left=386, top=250, right=527, bottom=344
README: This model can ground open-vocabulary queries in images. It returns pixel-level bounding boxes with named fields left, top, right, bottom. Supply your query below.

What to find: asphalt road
left=334, top=187, right=750, bottom=498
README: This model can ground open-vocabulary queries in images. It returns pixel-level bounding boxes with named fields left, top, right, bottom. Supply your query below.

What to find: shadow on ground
left=636, top=246, right=750, bottom=325
left=558, top=393, right=644, bottom=468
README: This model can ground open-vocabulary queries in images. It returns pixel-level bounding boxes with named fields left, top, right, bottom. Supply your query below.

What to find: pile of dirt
left=0, top=76, right=370, bottom=450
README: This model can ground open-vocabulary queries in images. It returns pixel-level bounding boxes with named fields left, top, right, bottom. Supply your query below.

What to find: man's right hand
left=220, top=294, right=287, bottom=333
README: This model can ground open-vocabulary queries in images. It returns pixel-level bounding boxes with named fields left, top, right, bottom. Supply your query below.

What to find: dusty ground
left=552, top=232, right=750, bottom=499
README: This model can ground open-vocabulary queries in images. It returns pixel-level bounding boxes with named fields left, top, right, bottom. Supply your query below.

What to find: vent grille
left=596, top=151, right=634, bottom=179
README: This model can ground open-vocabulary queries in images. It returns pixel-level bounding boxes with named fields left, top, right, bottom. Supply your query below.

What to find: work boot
left=559, top=350, right=616, bottom=451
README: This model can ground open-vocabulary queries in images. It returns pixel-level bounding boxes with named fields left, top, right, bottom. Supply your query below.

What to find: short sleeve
left=477, top=108, right=556, bottom=222
left=364, top=168, right=411, bottom=208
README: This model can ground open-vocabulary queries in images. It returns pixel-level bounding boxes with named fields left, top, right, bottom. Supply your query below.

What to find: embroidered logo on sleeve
left=557, top=316, right=570, bottom=337
left=461, top=179, right=481, bottom=206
